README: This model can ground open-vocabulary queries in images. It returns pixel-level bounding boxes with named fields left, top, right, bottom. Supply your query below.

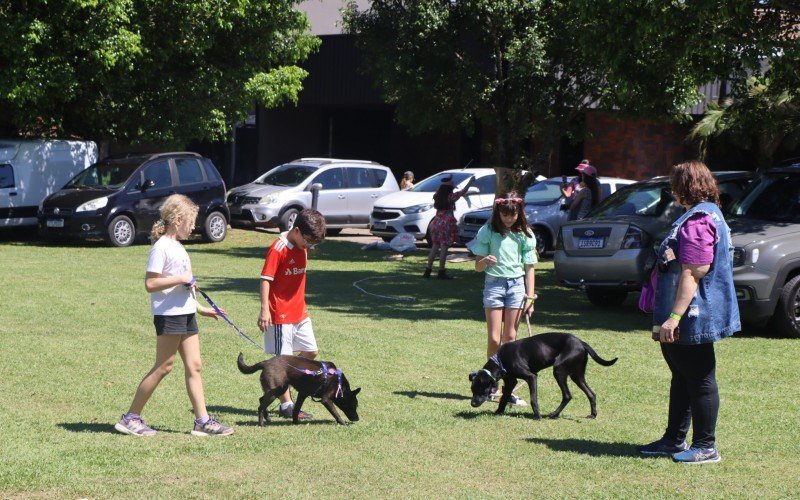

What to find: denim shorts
left=482, top=275, right=526, bottom=309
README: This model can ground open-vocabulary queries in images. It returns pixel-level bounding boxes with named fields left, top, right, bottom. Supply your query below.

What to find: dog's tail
left=582, top=342, right=618, bottom=367
left=237, top=352, right=264, bottom=375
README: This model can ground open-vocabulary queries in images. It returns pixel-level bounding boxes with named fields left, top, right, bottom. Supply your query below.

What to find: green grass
left=1, top=228, right=799, bottom=498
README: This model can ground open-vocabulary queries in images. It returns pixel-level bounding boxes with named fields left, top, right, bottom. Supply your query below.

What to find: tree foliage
left=0, top=0, right=320, bottom=143
left=344, top=1, right=761, bottom=177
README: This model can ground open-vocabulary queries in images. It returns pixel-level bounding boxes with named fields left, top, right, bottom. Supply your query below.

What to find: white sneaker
left=508, top=394, right=527, bottom=407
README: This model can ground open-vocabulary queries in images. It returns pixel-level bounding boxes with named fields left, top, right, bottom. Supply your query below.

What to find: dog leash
left=192, top=287, right=262, bottom=350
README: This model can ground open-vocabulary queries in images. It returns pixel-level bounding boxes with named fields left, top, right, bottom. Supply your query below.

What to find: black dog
left=469, top=332, right=617, bottom=419
left=237, top=353, right=361, bottom=425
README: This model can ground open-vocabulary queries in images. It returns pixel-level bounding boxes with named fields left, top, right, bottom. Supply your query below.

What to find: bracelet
left=669, top=312, right=682, bottom=321
left=526, top=294, right=538, bottom=304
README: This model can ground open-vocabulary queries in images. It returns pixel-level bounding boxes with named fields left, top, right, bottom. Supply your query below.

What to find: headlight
left=402, top=203, right=433, bottom=214
left=259, top=194, right=279, bottom=205
left=76, top=196, right=108, bottom=212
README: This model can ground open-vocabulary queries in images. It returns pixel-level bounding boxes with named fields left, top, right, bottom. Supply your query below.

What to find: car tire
left=771, top=274, right=800, bottom=338
left=531, top=226, right=548, bottom=256
left=203, top=211, right=228, bottom=243
left=326, top=228, right=342, bottom=236
left=279, top=208, right=300, bottom=231
left=585, top=287, right=628, bottom=307
left=107, top=215, right=135, bottom=247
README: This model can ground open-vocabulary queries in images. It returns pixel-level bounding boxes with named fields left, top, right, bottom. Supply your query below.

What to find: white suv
left=226, top=158, right=399, bottom=232
left=370, top=168, right=498, bottom=243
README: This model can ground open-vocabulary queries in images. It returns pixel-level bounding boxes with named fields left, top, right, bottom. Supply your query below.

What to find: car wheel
left=279, top=208, right=300, bottom=231
left=771, top=274, right=800, bottom=338
left=531, top=226, right=548, bottom=256
left=326, top=228, right=342, bottom=236
left=203, top=211, right=228, bottom=243
left=107, top=215, right=135, bottom=247
left=585, top=287, right=628, bottom=307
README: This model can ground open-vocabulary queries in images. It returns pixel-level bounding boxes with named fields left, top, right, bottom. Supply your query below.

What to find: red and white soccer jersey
left=260, top=234, right=308, bottom=324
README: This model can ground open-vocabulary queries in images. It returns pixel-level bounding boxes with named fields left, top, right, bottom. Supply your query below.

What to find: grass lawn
left=1, top=227, right=799, bottom=498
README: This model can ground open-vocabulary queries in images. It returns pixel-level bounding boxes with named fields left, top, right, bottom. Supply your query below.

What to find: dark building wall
left=584, top=110, right=697, bottom=180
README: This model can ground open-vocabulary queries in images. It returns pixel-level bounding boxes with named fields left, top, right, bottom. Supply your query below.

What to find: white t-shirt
left=146, top=237, right=195, bottom=316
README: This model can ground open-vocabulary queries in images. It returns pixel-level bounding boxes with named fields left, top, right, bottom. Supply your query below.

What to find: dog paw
left=531, top=414, right=542, bottom=420
left=586, top=414, right=597, bottom=420
left=546, top=413, right=560, bottom=419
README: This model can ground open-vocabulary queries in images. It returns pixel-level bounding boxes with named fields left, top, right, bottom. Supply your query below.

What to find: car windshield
left=66, top=162, right=139, bottom=189
left=728, top=173, right=800, bottom=222
left=589, top=182, right=674, bottom=217
left=525, top=180, right=564, bottom=206
left=410, top=172, right=474, bottom=192
left=255, top=164, right=318, bottom=187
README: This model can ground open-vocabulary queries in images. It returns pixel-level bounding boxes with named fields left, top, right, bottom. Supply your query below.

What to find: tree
left=0, top=0, right=320, bottom=144
left=344, top=1, right=758, bottom=189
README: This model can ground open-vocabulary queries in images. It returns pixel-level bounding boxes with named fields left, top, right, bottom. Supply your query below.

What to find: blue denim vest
left=653, top=201, right=741, bottom=344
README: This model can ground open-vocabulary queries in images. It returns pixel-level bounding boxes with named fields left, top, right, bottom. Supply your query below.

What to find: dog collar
left=489, top=354, right=506, bottom=375
left=480, top=368, right=497, bottom=382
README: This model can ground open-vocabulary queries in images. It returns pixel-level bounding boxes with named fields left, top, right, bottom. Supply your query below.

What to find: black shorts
left=154, top=314, right=198, bottom=336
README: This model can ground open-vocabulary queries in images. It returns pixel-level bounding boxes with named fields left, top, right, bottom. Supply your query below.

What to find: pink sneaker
left=191, top=416, right=233, bottom=436
left=115, top=413, right=156, bottom=436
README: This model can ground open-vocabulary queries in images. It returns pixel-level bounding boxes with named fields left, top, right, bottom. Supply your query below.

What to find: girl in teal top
left=471, top=191, right=538, bottom=360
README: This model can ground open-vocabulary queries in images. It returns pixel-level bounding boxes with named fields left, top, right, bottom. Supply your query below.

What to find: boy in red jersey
left=257, top=209, right=327, bottom=420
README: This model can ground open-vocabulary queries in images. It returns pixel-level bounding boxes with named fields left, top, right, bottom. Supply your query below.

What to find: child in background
left=400, top=171, right=415, bottom=190
left=257, top=209, right=327, bottom=420
left=471, top=192, right=537, bottom=406
left=424, top=174, right=475, bottom=279
left=115, top=194, right=233, bottom=437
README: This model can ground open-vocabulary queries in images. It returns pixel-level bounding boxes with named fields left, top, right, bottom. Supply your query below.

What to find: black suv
left=38, top=152, right=229, bottom=246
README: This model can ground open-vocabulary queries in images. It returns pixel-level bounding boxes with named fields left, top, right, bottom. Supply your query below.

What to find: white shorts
left=264, top=318, right=317, bottom=355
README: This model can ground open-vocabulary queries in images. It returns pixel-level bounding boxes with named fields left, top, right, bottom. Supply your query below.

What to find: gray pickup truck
left=730, top=160, right=800, bottom=337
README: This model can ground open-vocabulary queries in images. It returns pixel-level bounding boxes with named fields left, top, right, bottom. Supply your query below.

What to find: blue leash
left=195, top=288, right=262, bottom=350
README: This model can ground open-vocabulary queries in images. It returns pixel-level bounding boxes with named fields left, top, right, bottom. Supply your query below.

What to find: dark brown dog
left=469, top=332, right=617, bottom=419
left=237, top=353, right=361, bottom=425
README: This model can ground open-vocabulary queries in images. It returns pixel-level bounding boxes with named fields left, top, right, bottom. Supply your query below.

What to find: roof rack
left=148, top=152, right=202, bottom=160
left=293, top=157, right=379, bottom=165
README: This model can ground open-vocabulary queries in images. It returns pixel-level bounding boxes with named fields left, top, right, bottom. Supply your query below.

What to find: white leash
left=352, top=275, right=417, bottom=303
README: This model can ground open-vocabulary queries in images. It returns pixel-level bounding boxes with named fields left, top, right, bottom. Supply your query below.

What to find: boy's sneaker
left=637, top=437, right=690, bottom=457
left=278, top=403, right=313, bottom=421
left=508, top=394, right=528, bottom=407
left=672, top=446, right=721, bottom=464
left=115, top=413, right=156, bottom=437
left=191, top=415, right=233, bottom=437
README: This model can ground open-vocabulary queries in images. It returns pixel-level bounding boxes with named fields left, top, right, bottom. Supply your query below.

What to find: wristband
left=669, top=312, right=682, bottom=321
left=184, top=276, right=196, bottom=288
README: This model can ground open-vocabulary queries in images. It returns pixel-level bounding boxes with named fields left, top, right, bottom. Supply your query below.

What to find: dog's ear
left=351, top=387, right=361, bottom=396
left=469, top=371, right=476, bottom=382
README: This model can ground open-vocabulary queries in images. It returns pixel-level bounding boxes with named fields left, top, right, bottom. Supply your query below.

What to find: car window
left=729, top=173, right=800, bottom=222
left=202, top=158, right=223, bottom=181
left=67, top=162, right=139, bottom=189
left=255, top=163, right=317, bottom=187
left=0, top=164, right=14, bottom=188
left=524, top=180, right=563, bottom=206
left=717, top=179, right=748, bottom=210
left=410, top=172, right=473, bottom=192
left=600, top=183, right=611, bottom=199
left=313, top=168, right=344, bottom=190
left=472, top=174, right=496, bottom=194
left=175, top=158, right=205, bottom=185
left=346, top=167, right=372, bottom=189
left=590, top=183, right=674, bottom=217
left=371, top=168, right=387, bottom=188
left=143, top=160, right=172, bottom=189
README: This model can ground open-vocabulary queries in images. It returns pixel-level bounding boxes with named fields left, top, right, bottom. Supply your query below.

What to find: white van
left=0, top=140, right=98, bottom=227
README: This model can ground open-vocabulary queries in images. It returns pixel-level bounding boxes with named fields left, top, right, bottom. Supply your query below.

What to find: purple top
left=678, top=213, right=716, bottom=265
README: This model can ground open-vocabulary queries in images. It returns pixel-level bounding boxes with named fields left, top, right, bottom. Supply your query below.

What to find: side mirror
left=140, top=179, right=155, bottom=191
left=465, top=186, right=480, bottom=195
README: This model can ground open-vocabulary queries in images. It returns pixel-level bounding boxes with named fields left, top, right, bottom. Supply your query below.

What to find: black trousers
left=659, top=342, right=719, bottom=448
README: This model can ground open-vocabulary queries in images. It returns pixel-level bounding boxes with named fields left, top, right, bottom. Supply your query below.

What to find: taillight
left=621, top=225, right=646, bottom=249
left=556, top=228, right=564, bottom=250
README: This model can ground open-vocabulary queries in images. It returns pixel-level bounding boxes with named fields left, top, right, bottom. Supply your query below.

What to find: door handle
left=338, top=195, right=345, bottom=199
left=371, top=194, right=379, bottom=198
left=9, top=192, right=17, bottom=196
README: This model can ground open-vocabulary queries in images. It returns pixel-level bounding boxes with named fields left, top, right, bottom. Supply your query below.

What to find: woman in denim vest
left=637, top=161, right=740, bottom=464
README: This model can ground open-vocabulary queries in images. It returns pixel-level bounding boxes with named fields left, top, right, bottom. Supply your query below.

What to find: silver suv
left=729, top=160, right=800, bottom=337
left=226, top=158, right=399, bottom=232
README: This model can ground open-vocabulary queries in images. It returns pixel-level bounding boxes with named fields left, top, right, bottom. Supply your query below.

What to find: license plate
left=578, top=237, right=604, bottom=249
left=372, top=221, right=386, bottom=230
left=46, top=219, right=64, bottom=228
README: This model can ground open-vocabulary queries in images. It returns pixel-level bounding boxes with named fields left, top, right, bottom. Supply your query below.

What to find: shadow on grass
left=394, top=390, right=471, bottom=401
left=57, top=422, right=182, bottom=434
left=234, top=419, right=343, bottom=427
left=206, top=404, right=257, bottom=417
left=526, top=437, right=639, bottom=458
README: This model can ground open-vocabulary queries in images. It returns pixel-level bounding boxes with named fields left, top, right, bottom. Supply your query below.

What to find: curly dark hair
left=670, top=161, right=720, bottom=207
left=433, top=183, right=456, bottom=210
left=489, top=191, right=532, bottom=237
